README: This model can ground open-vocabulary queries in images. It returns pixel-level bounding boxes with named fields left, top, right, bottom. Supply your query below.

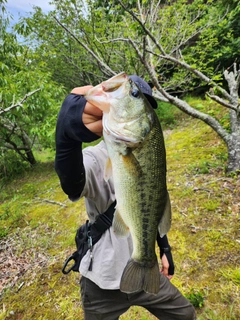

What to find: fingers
left=160, top=268, right=173, bottom=280
left=71, top=85, right=103, bottom=136
left=85, top=120, right=103, bottom=137
left=82, top=112, right=103, bottom=136
left=84, top=102, right=103, bottom=117
left=161, top=265, right=169, bottom=277
left=71, top=86, right=103, bottom=116
left=71, top=85, right=93, bottom=95
left=82, top=106, right=103, bottom=126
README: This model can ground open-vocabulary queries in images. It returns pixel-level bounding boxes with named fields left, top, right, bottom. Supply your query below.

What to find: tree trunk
left=226, top=110, right=240, bottom=172
left=1, top=119, right=37, bottom=166
left=21, top=133, right=37, bottom=165
left=224, top=65, right=240, bottom=173
left=24, top=148, right=37, bottom=165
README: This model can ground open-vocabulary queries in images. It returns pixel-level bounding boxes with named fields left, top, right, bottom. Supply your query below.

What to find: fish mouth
left=85, top=72, right=128, bottom=112
left=102, top=72, right=128, bottom=92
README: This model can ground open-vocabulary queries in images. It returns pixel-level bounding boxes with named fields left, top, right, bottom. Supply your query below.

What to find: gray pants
left=80, top=274, right=196, bottom=320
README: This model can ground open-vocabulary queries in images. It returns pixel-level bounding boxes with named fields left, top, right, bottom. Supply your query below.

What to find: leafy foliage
left=185, top=289, right=205, bottom=308
left=17, top=0, right=237, bottom=95
left=0, top=3, right=65, bottom=172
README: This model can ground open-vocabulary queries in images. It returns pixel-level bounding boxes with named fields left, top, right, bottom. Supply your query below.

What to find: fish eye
left=131, top=89, right=140, bottom=98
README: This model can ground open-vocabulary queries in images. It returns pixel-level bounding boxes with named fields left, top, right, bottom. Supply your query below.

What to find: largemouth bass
left=85, top=72, right=171, bottom=294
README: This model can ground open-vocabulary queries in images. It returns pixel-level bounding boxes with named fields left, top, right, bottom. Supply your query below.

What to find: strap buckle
left=62, top=254, right=78, bottom=275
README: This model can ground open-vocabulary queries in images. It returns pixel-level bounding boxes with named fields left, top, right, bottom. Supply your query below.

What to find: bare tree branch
left=123, top=34, right=231, bottom=145
left=118, top=0, right=166, bottom=55
left=3, top=143, right=29, bottom=151
left=118, top=1, right=232, bottom=103
left=53, top=15, right=116, bottom=78
left=223, top=63, right=240, bottom=107
left=145, top=49, right=232, bottom=101
left=0, top=89, right=41, bottom=115
left=1, top=117, right=34, bottom=148
left=206, top=93, right=238, bottom=111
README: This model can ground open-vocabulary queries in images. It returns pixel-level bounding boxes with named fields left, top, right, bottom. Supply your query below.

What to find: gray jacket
left=80, top=141, right=133, bottom=289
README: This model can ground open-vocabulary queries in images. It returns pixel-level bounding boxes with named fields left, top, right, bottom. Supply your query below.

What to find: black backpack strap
left=62, top=200, right=116, bottom=274
left=90, top=200, right=116, bottom=235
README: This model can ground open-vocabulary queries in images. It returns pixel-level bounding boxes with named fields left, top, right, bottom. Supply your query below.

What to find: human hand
left=160, top=253, right=174, bottom=280
left=71, top=86, right=103, bottom=136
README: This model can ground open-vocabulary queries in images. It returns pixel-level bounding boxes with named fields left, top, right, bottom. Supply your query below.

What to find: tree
left=112, top=0, right=240, bottom=173
left=20, top=0, right=240, bottom=172
left=0, top=2, right=64, bottom=170
left=17, top=0, right=148, bottom=90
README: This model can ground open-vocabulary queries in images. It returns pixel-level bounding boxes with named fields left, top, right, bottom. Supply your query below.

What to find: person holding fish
left=55, top=73, right=196, bottom=320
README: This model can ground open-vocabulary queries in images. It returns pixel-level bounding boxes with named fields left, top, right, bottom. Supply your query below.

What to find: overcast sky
left=6, top=0, right=54, bottom=21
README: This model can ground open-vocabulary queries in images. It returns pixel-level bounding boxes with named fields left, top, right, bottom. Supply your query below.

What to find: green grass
left=0, top=98, right=240, bottom=319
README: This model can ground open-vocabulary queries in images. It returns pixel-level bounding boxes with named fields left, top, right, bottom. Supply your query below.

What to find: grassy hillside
left=0, top=113, right=239, bottom=319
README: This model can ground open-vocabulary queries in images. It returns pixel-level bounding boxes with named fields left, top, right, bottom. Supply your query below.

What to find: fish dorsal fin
left=112, top=207, right=130, bottom=237
left=158, top=191, right=172, bottom=237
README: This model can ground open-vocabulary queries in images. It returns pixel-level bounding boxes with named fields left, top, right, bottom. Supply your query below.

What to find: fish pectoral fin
left=158, top=191, right=172, bottom=237
left=104, top=157, right=112, bottom=181
left=120, top=259, right=160, bottom=295
left=112, top=208, right=129, bottom=236
left=121, top=152, right=143, bottom=176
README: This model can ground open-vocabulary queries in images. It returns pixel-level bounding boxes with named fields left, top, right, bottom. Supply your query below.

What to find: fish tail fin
left=120, top=259, right=160, bottom=295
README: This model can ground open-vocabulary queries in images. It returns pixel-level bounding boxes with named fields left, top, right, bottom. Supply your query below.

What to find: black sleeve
left=157, top=233, right=174, bottom=275
left=157, top=233, right=170, bottom=249
left=54, top=94, right=100, bottom=200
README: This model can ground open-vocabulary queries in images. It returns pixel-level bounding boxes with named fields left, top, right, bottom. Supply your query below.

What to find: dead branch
left=36, top=198, right=67, bottom=208
left=190, top=225, right=228, bottom=233
left=193, top=187, right=211, bottom=193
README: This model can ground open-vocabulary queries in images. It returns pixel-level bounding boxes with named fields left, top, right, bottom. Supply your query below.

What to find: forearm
left=55, top=142, right=85, bottom=200
left=157, top=233, right=174, bottom=276
left=55, top=93, right=99, bottom=200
